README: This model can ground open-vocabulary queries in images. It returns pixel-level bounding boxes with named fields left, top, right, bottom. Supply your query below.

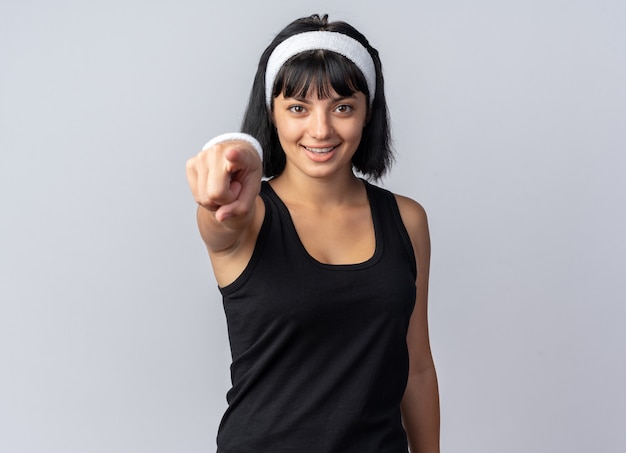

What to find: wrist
left=202, top=132, right=263, bottom=160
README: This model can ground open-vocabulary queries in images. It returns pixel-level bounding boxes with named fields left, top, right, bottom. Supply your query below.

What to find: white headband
left=265, top=31, right=376, bottom=107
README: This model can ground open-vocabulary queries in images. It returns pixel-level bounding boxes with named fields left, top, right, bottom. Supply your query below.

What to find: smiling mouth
left=303, top=145, right=337, bottom=155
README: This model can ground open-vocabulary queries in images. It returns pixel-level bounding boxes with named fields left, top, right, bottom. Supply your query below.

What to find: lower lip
left=303, top=146, right=336, bottom=162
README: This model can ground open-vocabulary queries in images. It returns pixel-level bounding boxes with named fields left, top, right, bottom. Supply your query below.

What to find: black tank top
left=217, top=180, right=417, bottom=452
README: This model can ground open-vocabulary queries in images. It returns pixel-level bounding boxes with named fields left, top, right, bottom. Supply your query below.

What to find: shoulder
left=393, top=194, right=429, bottom=232
left=392, top=193, right=431, bottom=260
left=364, top=182, right=429, bottom=243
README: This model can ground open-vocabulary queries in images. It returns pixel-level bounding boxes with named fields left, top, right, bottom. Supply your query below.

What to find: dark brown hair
left=241, top=14, right=393, bottom=180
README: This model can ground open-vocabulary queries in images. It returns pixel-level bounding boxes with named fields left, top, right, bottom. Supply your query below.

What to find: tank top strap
left=362, top=180, right=417, bottom=280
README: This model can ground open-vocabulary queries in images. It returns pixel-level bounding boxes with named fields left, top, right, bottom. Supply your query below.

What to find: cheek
left=345, top=121, right=366, bottom=142
left=274, top=110, right=296, bottom=129
left=273, top=115, right=291, bottom=138
left=275, top=122, right=298, bottom=143
left=274, top=119, right=301, bottom=150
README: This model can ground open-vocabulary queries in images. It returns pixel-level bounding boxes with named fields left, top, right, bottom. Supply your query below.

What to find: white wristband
left=202, top=132, right=263, bottom=160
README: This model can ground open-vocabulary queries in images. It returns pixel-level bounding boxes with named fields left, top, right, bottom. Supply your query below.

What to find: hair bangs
left=272, top=50, right=369, bottom=105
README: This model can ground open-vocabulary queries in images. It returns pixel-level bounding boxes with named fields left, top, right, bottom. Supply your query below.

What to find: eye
left=334, top=104, right=353, bottom=113
left=288, top=105, right=306, bottom=114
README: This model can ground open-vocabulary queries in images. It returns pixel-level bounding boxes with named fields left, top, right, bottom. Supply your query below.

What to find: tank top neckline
left=262, top=179, right=384, bottom=270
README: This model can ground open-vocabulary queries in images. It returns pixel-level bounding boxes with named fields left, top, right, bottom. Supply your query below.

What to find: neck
left=270, top=168, right=364, bottom=208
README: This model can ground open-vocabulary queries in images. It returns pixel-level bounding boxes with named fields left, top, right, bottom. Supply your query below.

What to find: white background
left=1, top=0, right=624, bottom=451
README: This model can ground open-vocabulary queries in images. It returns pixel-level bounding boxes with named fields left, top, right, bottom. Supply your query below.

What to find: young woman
left=186, top=14, right=440, bottom=452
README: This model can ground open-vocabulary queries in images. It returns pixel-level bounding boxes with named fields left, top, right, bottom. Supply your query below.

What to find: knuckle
left=205, top=184, right=230, bottom=204
left=185, top=157, right=197, bottom=172
left=196, top=193, right=218, bottom=210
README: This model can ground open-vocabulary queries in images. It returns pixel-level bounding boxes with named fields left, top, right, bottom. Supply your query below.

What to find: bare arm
left=186, top=141, right=264, bottom=285
left=396, top=195, right=440, bottom=453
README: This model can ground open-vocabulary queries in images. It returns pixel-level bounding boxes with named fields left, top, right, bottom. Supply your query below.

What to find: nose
left=308, top=109, right=333, bottom=140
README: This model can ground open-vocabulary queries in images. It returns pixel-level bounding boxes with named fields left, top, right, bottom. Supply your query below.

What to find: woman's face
left=272, top=85, right=368, bottom=180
